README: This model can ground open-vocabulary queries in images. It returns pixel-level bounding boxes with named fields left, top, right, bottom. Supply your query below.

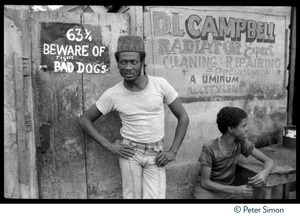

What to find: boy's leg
left=142, top=153, right=166, bottom=199
left=193, top=181, right=219, bottom=199
left=119, top=156, right=143, bottom=199
left=193, top=177, right=242, bottom=199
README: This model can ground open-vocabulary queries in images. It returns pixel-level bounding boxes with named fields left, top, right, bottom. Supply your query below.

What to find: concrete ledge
left=165, top=161, right=200, bottom=199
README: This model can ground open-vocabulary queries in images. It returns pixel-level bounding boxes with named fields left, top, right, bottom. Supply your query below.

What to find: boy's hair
left=216, top=106, right=247, bottom=134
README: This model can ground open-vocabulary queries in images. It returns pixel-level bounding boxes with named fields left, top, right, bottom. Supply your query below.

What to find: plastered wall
left=144, top=6, right=291, bottom=198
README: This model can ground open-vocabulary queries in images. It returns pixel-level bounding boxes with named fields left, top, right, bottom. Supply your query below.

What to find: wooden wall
left=31, top=11, right=130, bottom=199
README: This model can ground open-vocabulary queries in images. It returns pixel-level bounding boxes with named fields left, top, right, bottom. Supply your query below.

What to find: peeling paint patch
left=64, top=137, right=83, bottom=155
left=39, top=123, right=51, bottom=152
left=248, top=82, right=285, bottom=100
left=253, top=129, right=281, bottom=148
left=270, top=111, right=286, bottom=122
left=254, top=106, right=268, bottom=120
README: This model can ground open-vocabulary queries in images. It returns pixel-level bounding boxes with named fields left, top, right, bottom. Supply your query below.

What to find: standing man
left=80, top=35, right=189, bottom=199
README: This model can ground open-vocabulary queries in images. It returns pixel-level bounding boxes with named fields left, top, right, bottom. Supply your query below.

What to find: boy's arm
left=154, top=97, right=189, bottom=167
left=201, top=165, right=253, bottom=198
left=248, top=148, right=274, bottom=187
left=79, top=104, right=135, bottom=159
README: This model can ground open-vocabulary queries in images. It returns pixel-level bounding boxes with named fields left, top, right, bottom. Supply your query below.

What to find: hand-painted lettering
left=154, top=12, right=276, bottom=43
left=41, top=24, right=109, bottom=74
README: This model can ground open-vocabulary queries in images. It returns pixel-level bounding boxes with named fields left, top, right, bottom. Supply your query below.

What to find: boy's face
left=118, top=52, right=143, bottom=82
left=231, top=118, right=248, bottom=141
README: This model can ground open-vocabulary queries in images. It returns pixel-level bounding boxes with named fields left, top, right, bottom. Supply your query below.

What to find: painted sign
left=148, top=8, right=287, bottom=101
left=40, top=22, right=109, bottom=74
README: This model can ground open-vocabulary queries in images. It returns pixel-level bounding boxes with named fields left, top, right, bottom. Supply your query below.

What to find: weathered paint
left=145, top=7, right=288, bottom=100
left=39, top=123, right=51, bottom=152
left=32, top=11, right=130, bottom=199
left=32, top=12, right=88, bottom=199
left=144, top=6, right=290, bottom=198
left=40, top=22, right=109, bottom=73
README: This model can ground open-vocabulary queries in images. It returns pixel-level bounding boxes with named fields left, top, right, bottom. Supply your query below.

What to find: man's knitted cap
left=116, top=35, right=145, bottom=53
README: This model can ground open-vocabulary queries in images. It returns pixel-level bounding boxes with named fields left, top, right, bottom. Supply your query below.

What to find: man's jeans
left=119, top=138, right=166, bottom=199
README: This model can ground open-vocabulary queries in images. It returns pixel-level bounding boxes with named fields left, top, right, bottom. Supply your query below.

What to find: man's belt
left=122, top=138, right=163, bottom=152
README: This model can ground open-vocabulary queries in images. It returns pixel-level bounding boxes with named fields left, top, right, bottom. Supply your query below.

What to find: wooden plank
left=288, top=7, right=296, bottom=125
left=82, top=12, right=130, bottom=199
left=129, top=6, right=144, bottom=74
left=4, top=9, right=22, bottom=198
left=51, top=72, right=86, bottom=199
left=31, top=12, right=58, bottom=199
left=13, top=52, right=29, bottom=187
left=20, top=10, right=39, bottom=198
left=135, top=6, right=144, bottom=38
left=130, top=6, right=137, bottom=35
left=32, top=11, right=87, bottom=199
left=143, top=6, right=155, bottom=76
left=49, top=12, right=87, bottom=199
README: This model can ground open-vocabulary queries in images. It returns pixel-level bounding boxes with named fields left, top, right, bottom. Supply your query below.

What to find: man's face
left=231, top=118, right=248, bottom=141
left=118, top=52, right=143, bottom=81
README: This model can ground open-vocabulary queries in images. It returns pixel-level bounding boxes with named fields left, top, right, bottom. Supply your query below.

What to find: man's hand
left=108, top=140, right=135, bottom=159
left=154, top=150, right=176, bottom=167
left=235, top=185, right=254, bottom=199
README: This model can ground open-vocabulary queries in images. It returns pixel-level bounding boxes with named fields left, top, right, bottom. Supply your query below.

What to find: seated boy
left=193, top=106, right=274, bottom=199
